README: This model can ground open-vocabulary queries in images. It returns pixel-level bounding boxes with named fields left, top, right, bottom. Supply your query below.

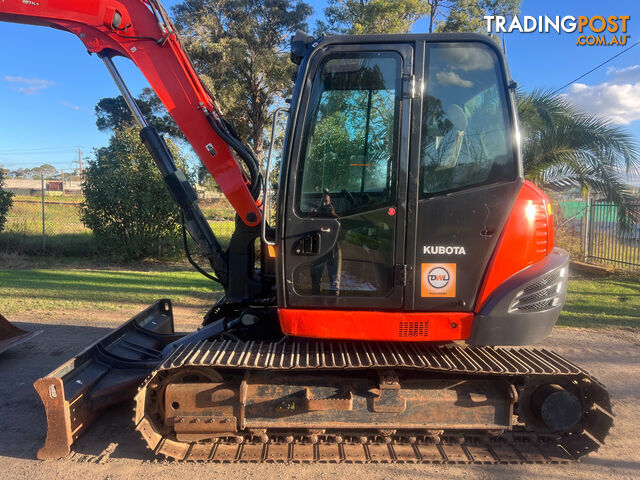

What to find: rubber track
left=156, top=339, right=589, bottom=375
left=140, top=435, right=578, bottom=463
left=134, top=340, right=614, bottom=463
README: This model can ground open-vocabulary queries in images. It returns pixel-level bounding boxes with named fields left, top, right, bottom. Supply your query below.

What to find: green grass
left=199, top=197, right=236, bottom=220
left=558, top=276, right=640, bottom=328
left=0, top=232, right=99, bottom=257
left=0, top=267, right=222, bottom=316
left=208, top=220, right=235, bottom=247
left=6, top=196, right=235, bottom=238
left=0, top=265, right=637, bottom=330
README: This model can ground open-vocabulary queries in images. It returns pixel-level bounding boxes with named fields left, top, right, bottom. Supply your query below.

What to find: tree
left=30, top=164, right=58, bottom=179
left=424, top=0, right=453, bottom=33
left=518, top=90, right=640, bottom=222
left=9, top=168, right=28, bottom=178
left=435, top=0, right=520, bottom=33
left=95, top=96, right=133, bottom=131
left=318, top=0, right=430, bottom=34
left=0, top=169, right=13, bottom=233
left=172, top=0, right=312, bottom=165
left=316, top=0, right=519, bottom=35
left=80, top=126, right=186, bottom=259
left=95, top=87, right=182, bottom=138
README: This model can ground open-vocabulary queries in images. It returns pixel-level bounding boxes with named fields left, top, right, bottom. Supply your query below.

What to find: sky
left=0, top=0, right=639, bottom=175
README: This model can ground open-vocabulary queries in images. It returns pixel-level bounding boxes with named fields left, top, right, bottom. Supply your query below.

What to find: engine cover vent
left=510, top=270, right=564, bottom=313
left=398, top=321, right=429, bottom=337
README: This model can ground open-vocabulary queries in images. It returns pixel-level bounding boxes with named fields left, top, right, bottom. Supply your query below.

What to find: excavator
left=0, top=0, right=614, bottom=464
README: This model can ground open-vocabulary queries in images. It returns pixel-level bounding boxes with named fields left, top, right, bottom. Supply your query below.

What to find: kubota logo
left=427, top=267, right=450, bottom=289
left=423, top=245, right=466, bottom=255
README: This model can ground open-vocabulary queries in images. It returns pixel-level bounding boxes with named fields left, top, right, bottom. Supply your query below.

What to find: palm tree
left=517, top=89, right=640, bottom=222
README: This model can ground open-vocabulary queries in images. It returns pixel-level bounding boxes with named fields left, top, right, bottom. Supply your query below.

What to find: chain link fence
left=1, top=175, right=90, bottom=255
left=0, top=175, right=236, bottom=258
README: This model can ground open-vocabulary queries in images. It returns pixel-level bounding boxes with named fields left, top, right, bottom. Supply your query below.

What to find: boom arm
left=0, top=0, right=262, bottom=227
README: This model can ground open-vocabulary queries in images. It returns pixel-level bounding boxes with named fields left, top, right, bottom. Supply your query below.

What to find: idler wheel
left=531, top=384, right=582, bottom=432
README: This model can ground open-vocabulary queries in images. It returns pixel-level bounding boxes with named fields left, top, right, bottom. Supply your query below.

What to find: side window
left=421, top=43, right=516, bottom=196
left=297, top=52, right=401, bottom=217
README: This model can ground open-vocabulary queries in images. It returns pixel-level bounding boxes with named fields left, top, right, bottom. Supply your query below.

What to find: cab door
left=406, top=40, right=522, bottom=312
left=282, top=43, right=414, bottom=309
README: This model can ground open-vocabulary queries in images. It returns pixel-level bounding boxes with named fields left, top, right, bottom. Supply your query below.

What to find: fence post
left=41, top=173, right=45, bottom=249
left=583, top=193, right=590, bottom=262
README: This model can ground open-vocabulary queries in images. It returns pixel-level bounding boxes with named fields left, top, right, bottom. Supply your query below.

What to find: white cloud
left=605, top=65, right=640, bottom=84
left=437, top=47, right=494, bottom=71
left=3, top=75, right=55, bottom=95
left=60, top=100, right=81, bottom=111
left=435, top=71, right=473, bottom=88
left=563, top=65, right=640, bottom=125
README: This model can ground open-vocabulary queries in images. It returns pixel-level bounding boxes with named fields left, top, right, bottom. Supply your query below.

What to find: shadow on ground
left=0, top=322, right=152, bottom=461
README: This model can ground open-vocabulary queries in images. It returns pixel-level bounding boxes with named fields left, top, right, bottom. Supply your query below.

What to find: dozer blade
left=0, top=313, right=41, bottom=354
left=33, top=299, right=183, bottom=460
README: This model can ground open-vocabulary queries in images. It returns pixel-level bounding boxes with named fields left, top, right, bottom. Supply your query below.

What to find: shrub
left=81, top=126, right=184, bottom=259
left=0, top=170, right=14, bottom=233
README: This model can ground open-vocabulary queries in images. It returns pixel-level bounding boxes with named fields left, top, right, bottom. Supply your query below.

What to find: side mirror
left=290, top=30, right=315, bottom=65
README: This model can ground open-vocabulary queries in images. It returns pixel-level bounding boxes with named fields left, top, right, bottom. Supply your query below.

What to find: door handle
left=293, top=232, right=321, bottom=255
left=261, top=106, right=290, bottom=246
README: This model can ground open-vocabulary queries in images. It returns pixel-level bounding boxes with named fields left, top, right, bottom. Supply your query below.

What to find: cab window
left=297, top=52, right=401, bottom=216
left=421, top=43, right=516, bottom=196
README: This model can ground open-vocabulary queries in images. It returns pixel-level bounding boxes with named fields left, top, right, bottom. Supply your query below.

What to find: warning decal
left=421, top=263, right=456, bottom=298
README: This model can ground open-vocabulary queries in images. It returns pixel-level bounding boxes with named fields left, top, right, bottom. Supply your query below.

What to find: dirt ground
left=1, top=306, right=639, bottom=480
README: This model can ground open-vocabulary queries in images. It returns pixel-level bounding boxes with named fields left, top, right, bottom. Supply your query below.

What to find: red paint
left=475, top=181, right=553, bottom=310
left=279, top=309, right=473, bottom=342
left=0, top=1, right=261, bottom=226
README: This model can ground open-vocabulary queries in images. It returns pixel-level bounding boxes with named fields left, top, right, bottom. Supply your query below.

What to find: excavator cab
left=273, top=34, right=565, bottom=345
left=280, top=36, right=516, bottom=313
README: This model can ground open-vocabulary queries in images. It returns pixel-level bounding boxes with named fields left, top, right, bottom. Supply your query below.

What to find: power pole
left=76, top=148, right=83, bottom=177
left=41, top=173, right=46, bottom=250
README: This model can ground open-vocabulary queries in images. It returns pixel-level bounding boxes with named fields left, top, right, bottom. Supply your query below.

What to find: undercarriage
left=33, top=300, right=612, bottom=464
left=133, top=339, right=613, bottom=463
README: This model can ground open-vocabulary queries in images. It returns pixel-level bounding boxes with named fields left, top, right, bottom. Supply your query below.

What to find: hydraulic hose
left=203, top=110, right=262, bottom=199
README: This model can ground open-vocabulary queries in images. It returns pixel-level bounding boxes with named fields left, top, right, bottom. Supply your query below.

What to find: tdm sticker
left=421, top=263, right=456, bottom=298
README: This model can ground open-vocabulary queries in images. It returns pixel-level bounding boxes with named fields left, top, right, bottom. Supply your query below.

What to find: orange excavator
left=0, top=0, right=613, bottom=464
